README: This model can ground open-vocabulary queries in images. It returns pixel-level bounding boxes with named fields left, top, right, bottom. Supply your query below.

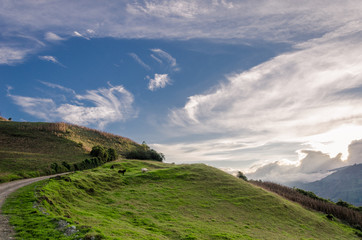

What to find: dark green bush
left=90, top=146, right=108, bottom=162
left=237, top=171, right=248, bottom=181
left=62, top=161, right=71, bottom=171
left=107, top=148, right=118, bottom=161
left=125, top=143, right=164, bottom=162
left=50, top=162, right=59, bottom=173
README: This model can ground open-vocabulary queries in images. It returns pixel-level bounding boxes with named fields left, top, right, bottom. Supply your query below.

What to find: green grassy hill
left=0, top=121, right=157, bottom=182
left=3, top=160, right=360, bottom=239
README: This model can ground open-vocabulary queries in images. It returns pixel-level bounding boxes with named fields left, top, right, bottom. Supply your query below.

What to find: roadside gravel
left=0, top=173, right=69, bottom=240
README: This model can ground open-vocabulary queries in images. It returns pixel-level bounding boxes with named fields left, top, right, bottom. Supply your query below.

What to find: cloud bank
left=246, top=139, right=362, bottom=184
left=8, top=83, right=137, bottom=128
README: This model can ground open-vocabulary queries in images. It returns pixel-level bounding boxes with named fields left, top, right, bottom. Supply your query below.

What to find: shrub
left=237, top=171, right=248, bottom=181
left=90, top=146, right=108, bottom=162
left=50, top=162, right=59, bottom=173
left=107, top=148, right=118, bottom=161
left=125, top=145, right=164, bottom=162
left=62, top=161, right=71, bottom=171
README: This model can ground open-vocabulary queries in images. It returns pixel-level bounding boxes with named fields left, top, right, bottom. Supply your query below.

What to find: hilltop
left=3, top=160, right=360, bottom=239
left=0, top=121, right=162, bottom=182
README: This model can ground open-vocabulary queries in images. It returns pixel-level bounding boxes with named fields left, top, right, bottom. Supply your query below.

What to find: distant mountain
left=298, top=164, right=362, bottom=206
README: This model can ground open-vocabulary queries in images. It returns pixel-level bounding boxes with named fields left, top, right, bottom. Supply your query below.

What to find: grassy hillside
left=3, top=160, right=360, bottom=240
left=0, top=121, right=159, bottom=182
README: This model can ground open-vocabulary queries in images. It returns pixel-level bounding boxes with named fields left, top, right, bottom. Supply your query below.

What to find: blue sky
left=1, top=0, right=362, bottom=183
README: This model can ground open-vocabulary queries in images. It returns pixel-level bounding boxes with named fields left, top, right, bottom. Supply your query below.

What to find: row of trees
left=250, top=180, right=362, bottom=231
left=50, top=142, right=165, bottom=174
left=50, top=146, right=118, bottom=173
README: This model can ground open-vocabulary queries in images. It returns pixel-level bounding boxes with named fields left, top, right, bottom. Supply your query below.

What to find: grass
left=0, top=121, right=148, bottom=183
left=3, top=160, right=360, bottom=239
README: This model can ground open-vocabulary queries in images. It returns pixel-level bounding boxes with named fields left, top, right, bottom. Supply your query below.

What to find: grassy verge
left=3, top=160, right=360, bottom=239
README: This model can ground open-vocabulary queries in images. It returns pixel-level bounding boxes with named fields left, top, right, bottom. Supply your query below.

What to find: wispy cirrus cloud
left=45, top=32, right=65, bottom=41
left=147, top=73, right=171, bottom=91
left=38, top=55, right=66, bottom=67
left=0, top=47, right=30, bottom=65
left=3, top=1, right=362, bottom=64
left=7, top=83, right=137, bottom=128
left=156, top=24, right=362, bottom=181
left=39, top=81, right=76, bottom=94
left=150, top=48, right=177, bottom=70
left=129, top=53, right=151, bottom=70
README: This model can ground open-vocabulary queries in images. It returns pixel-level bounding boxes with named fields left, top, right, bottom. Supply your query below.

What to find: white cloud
left=1, top=1, right=362, bottom=64
left=150, top=54, right=162, bottom=64
left=8, top=95, right=56, bottom=121
left=38, top=55, right=65, bottom=67
left=151, top=25, right=362, bottom=180
left=8, top=84, right=137, bottom=129
left=45, top=32, right=65, bottom=41
left=148, top=73, right=171, bottom=91
left=246, top=139, right=362, bottom=184
left=169, top=28, right=362, bottom=145
left=0, top=47, right=30, bottom=65
left=39, top=81, right=76, bottom=94
left=73, top=31, right=90, bottom=40
left=129, top=53, right=151, bottom=70
left=150, top=48, right=177, bottom=69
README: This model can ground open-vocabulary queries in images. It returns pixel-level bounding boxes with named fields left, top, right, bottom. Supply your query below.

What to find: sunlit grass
left=3, top=160, right=359, bottom=239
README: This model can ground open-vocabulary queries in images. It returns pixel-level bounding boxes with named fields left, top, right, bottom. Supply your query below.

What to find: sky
left=1, top=0, right=362, bottom=184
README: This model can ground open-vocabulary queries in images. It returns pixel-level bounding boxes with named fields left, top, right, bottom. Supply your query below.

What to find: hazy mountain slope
left=300, top=164, right=362, bottom=206
left=0, top=121, right=151, bottom=183
left=3, top=160, right=359, bottom=240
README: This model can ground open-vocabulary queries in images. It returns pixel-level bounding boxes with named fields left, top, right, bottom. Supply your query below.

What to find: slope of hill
left=0, top=121, right=159, bottom=183
left=3, top=160, right=360, bottom=239
left=0, top=116, right=8, bottom=121
left=299, top=164, right=362, bottom=206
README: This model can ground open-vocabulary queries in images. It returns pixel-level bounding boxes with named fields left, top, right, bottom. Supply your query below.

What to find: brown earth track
left=0, top=173, right=69, bottom=240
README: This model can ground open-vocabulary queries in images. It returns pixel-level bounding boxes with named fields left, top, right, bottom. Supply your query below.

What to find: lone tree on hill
left=237, top=171, right=248, bottom=181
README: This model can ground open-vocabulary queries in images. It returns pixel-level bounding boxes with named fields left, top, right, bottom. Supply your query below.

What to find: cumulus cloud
left=7, top=84, right=137, bottom=128
left=129, top=53, right=151, bottom=70
left=148, top=73, right=171, bottom=91
left=246, top=139, right=362, bottom=184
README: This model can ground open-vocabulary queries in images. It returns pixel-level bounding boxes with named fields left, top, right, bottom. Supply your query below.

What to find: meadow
left=3, top=159, right=360, bottom=240
left=0, top=121, right=159, bottom=182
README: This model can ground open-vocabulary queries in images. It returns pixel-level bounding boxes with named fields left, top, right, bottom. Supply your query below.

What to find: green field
left=3, top=160, right=359, bottom=240
left=0, top=121, right=156, bottom=182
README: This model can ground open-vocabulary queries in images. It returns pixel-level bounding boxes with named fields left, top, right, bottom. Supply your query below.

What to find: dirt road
left=0, top=173, right=69, bottom=240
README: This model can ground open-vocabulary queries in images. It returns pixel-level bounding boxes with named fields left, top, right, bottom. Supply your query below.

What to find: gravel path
left=0, top=173, right=69, bottom=240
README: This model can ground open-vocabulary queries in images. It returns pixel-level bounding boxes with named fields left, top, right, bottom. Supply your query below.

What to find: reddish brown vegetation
left=250, top=180, right=362, bottom=230
left=15, top=122, right=68, bottom=132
